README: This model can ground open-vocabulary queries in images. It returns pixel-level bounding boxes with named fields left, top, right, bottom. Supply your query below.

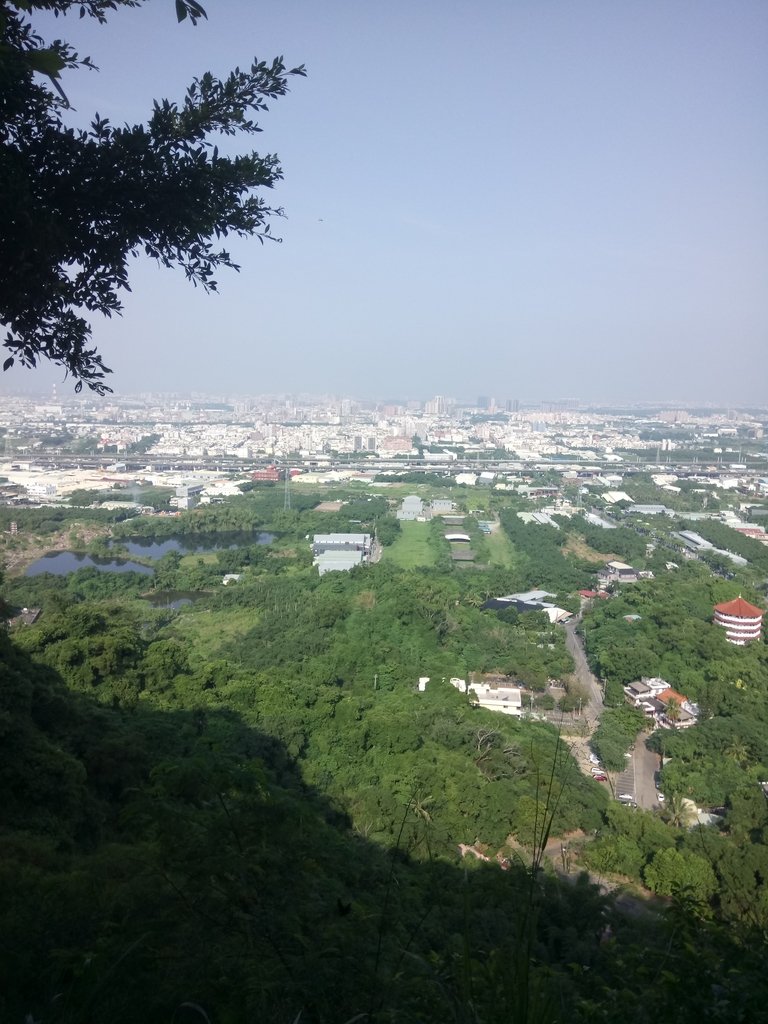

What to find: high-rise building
left=425, top=395, right=446, bottom=416
left=478, top=395, right=490, bottom=410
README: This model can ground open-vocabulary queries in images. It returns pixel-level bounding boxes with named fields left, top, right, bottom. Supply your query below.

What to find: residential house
left=450, top=676, right=524, bottom=717
left=598, top=561, right=639, bottom=585
left=430, top=498, right=454, bottom=514
left=625, top=678, right=699, bottom=729
left=396, top=495, right=425, bottom=521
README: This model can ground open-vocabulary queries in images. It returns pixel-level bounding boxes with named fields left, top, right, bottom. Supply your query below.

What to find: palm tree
left=724, top=738, right=752, bottom=768
left=665, top=697, right=681, bottom=723
left=661, top=793, right=696, bottom=828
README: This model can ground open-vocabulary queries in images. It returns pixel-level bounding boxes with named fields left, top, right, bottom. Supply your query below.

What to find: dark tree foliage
left=0, top=0, right=305, bottom=391
left=499, top=509, right=593, bottom=592
left=590, top=705, right=644, bottom=771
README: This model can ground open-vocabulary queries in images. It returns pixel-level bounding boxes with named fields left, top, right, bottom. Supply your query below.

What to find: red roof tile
left=657, top=688, right=688, bottom=706
left=714, top=597, right=764, bottom=619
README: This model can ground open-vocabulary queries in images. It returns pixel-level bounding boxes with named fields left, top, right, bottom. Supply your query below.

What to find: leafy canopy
left=0, top=0, right=305, bottom=392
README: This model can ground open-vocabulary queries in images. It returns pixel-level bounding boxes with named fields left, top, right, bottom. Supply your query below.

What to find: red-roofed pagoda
left=713, top=596, right=764, bottom=645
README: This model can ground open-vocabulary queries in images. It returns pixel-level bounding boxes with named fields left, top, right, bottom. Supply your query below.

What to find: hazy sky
left=7, top=0, right=768, bottom=403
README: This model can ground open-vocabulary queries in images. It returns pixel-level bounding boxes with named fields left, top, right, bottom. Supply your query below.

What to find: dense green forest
left=583, top=563, right=768, bottom=706
left=3, top=489, right=768, bottom=1022
left=681, top=517, right=768, bottom=573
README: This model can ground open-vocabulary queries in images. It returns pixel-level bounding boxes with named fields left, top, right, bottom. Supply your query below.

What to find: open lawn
left=485, top=524, right=518, bottom=568
left=382, top=520, right=436, bottom=568
left=179, top=552, right=219, bottom=568
left=170, top=606, right=256, bottom=658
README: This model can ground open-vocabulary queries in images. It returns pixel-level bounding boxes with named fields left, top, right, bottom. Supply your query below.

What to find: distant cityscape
left=1, top=388, right=767, bottom=509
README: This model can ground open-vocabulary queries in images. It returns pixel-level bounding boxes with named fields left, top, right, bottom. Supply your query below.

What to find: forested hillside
left=2, top=489, right=768, bottom=1022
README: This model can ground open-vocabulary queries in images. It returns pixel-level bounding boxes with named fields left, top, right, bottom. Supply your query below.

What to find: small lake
left=110, top=531, right=275, bottom=559
left=26, top=552, right=154, bottom=576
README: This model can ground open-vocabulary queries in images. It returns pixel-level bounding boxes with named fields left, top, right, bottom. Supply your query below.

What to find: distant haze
left=4, top=0, right=767, bottom=403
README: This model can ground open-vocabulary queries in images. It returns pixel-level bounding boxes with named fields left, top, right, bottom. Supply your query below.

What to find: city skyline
left=3, top=0, right=767, bottom=403
left=1, top=379, right=767, bottom=414
left=2, top=382, right=766, bottom=415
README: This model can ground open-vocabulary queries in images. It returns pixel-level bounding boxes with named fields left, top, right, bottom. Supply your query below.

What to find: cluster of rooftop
left=483, top=590, right=573, bottom=625
left=624, top=678, right=700, bottom=729
left=395, top=496, right=453, bottom=521
left=4, top=390, right=766, bottom=469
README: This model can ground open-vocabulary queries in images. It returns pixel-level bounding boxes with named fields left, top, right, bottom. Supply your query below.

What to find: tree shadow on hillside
left=1, top=636, right=767, bottom=1024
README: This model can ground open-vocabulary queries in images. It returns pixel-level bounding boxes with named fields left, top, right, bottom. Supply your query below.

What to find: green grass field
left=179, top=552, right=219, bottom=568
left=485, top=524, right=517, bottom=568
left=171, top=607, right=256, bottom=658
left=382, top=520, right=437, bottom=568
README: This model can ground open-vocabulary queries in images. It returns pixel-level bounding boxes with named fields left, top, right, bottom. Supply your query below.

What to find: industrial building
left=176, top=481, right=205, bottom=510
left=312, top=533, right=372, bottom=575
left=483, top=590, right=572, bottom=624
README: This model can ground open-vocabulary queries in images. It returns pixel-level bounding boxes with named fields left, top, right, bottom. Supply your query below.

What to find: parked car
left=592, top=773, right=608, bottom=782
left=657, top=792, right=665, bottom=803
left=589, top=754, right=600, bottom=765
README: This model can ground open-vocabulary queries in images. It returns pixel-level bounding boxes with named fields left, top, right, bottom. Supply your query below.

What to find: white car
left=589, top=754, right=600, bottom=765
left=657, top=792, right=665, bottom=803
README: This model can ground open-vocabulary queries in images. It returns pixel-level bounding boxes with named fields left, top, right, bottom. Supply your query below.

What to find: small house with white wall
left=397, top=495, right=425, bottom=521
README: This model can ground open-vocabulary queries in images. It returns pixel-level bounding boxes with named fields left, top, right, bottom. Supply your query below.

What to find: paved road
left=560, top=617, right=611, bottom=790
left=558, top=615, right=664, bottom=812
left=13, top=452, right=765, bottom=475
left=563, top=617, right=603, bottom=728
left=634, top=739, right=661, bottom=810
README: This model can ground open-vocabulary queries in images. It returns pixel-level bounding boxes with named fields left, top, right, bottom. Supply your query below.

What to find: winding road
left=563, top=613, right=659, bottom=810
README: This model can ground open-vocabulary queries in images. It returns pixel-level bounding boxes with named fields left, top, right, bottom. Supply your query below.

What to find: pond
left=25, top=552, right=154, bottom=576
left=110, top=531, right=275, bottom=559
